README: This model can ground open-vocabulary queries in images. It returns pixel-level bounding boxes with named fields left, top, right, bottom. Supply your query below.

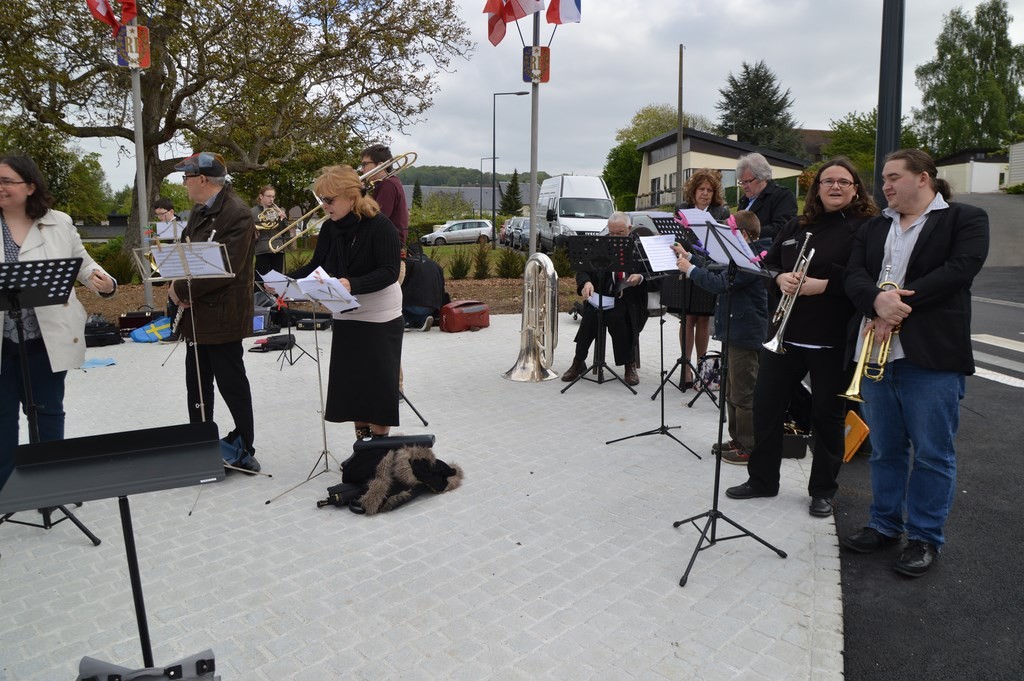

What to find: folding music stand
left=671, top=222, right=784, bottom=587
left=254, top=281, right=316, bottom=368
left=606, top=235, right=699, bottom=458
left=561, top=235, right=636, bottom=395
left=0, top=257, right=103, bottom=546
left=0, top=422, right=224, bottom=667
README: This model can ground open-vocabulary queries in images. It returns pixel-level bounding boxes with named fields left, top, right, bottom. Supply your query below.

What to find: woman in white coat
left=0, top=154, right=116, bottom=485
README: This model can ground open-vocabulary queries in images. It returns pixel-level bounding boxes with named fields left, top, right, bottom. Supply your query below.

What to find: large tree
left=715, top=60, right=802, bottom=157
left=0, top=0, right=471, bottom=251
left=602, top=104, right=716, bottom=208
left=914, top=0, right=1024, bottom=156
left=823, top=109, right=922, bottom=192
left=499, top=169, right=523, bottom=215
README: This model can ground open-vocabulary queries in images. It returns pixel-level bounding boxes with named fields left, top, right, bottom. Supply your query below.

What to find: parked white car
left=420, top=219, right=494, bottom=246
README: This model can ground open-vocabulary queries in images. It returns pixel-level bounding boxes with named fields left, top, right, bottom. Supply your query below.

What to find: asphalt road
left=841, top=193, right=1024, bottom=681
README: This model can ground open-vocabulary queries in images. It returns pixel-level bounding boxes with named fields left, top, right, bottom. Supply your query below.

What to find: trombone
left=839, top=278, right=903, bottom=402
left=266, top=152, right=418, bottom=253
left=763, top=232, right=814, bottom=354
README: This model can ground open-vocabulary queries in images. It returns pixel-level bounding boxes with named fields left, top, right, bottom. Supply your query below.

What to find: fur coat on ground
left=359, top=445, right=463, bottom=515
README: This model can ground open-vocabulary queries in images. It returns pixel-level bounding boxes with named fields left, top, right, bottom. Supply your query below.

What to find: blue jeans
left=861, top=359, right=965, bottom=548
left=1, top=341, right=68, bottom=486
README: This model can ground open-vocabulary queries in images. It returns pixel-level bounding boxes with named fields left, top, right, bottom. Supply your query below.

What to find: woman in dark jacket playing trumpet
left=290, top=165, right=403, bottom=440
left=726, top=157, right=879, bottom=517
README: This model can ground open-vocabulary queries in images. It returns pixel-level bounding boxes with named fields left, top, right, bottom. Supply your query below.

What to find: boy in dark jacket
left=673, top=211, right=768, bottom=460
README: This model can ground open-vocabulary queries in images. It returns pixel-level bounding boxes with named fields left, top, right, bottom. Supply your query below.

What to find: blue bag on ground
left=220, top=431, right=260, bottom=472
left=129, top=316, right=173, bottom=342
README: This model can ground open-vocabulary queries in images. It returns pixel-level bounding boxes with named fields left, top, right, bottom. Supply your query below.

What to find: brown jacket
left=172, top=184, right=256, bottom=344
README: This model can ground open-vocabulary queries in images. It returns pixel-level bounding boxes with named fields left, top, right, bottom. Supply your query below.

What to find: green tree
left=715, top=60, right=803, bottom=156
left=823, top=109, right=922, bottom=192
left=500, top=169, right=523, bottom=215
left=411, top=191, right=474, bottom=225
left=602, top=104, right=716, bottom=208
left=63, top=152, right=112, bottom=223
left=0, top=0, right=471, bottom=253
left=914, top=0, right=1024, bottom=155
left=0, top=114, right=76, bottom=207
left=412, top=179, right=423, bottom=208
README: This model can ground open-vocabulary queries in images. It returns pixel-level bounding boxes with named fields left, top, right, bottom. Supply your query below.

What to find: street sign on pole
left=116, top=25, right=150, bottom=69
left=522, top=46, right=550, bottom=83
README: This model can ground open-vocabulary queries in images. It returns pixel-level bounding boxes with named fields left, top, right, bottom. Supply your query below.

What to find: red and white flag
left=546, top=0, right=580, bottom=24
left=503, top=0, right=545, bottom=23
left=120, top=0, right=137, bottom=25
left=86, top=0, right=120, bottom=35
left=483, top=0, right=507, bottom=46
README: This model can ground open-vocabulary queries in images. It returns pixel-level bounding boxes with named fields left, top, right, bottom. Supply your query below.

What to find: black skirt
left=325, top=317, right=404, bottom=425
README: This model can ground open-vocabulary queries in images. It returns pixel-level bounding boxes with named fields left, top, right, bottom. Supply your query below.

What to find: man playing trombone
left=360, top=144, right=409, bottom=246
left=840, top=149, right=989, bottom=577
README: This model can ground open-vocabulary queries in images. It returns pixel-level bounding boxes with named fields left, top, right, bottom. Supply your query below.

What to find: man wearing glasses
left=360, top=144, right=409, bottom=246
left=736, top=152, right=797, bottom=241
left=170, top=152, right=260, bottom=472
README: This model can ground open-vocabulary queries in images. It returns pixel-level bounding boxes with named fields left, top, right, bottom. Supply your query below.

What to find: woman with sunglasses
left=0, top=153, right=116, bottom=486
left=290, top=165, right=403, bottom=440
left=726, top=157, right=878, bottom=517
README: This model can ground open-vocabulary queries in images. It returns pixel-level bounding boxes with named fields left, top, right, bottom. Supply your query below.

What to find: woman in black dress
left=290, top=165, right=403, bottom=439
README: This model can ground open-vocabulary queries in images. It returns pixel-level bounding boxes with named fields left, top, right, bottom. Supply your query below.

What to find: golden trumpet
left=840, top=279, right=902, bottom=402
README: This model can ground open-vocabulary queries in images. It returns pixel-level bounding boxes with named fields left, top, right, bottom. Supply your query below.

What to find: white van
left=536, top=175, right=614, bottom=251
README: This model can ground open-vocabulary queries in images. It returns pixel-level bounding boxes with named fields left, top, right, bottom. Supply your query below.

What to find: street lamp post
left=480, top=156, right=496, bottom=219
left=493, top=91, right=529, bottom=245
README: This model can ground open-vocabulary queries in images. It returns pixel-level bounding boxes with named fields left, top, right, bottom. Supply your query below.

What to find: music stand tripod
left=671, top=222, right=785, bottom=587
left=256, top=282, right=317, bottom=368
left=0, top=257, right=101, bottom=546
left=606, top=237, right=699, bottom=457
left=561, top=235, right=636, bottom=395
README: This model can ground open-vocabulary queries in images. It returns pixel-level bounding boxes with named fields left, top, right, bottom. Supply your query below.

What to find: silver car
left=420, top=219, right=494, bottom=246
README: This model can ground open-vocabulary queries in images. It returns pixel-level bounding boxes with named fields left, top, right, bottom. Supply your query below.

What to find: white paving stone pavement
left=0, top=312, right=843, bottom=680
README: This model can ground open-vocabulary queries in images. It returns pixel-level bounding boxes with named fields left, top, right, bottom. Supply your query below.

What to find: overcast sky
left=94, top=0, right=1024, bottom=191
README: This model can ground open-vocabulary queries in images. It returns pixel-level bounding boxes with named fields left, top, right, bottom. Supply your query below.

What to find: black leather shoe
left=841, top=527, right=901, bottom=553
left=894, top=539, right=938, bottom=577
left=725, top=481, right=777, bottom=500
left=624, top=362, right=639, bottom=386
left=561, top=358, right=587, bottom=382
left=809, top=497, right=833, bottom=517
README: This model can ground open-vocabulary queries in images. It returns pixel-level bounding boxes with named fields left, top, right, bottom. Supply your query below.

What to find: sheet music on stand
left=688, top=221, right=764, bottom=274
left=261, top=267, right=359, bottom=316
left=132, top=241, right=234, bottom=282
left=152, top=220, right=185, bottom=241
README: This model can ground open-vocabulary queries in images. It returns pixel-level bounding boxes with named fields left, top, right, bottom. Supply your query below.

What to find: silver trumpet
left=503, top=252, right=559, bottom=381
left=763, top=232, right=814, bottom=355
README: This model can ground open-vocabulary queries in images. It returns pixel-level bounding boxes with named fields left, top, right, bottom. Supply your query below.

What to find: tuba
left=503, top=253, right=560, bottom=381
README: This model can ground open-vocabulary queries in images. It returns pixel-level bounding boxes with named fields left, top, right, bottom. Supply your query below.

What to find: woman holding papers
left=726, top=157, right=878, bottom=518
left=0, top=154, right=116, bottom=486
left=674, top=169, right=730, bottom=389
left=290, top=165, right=402, bottom=440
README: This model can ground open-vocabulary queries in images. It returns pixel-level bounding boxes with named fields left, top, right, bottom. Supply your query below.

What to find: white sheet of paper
left=638, top=234, right=682, bottom=273
left=154, top=221, right=184, bottom=240
left=677, top=208, right=716, bottom=227
left=688, top=222, right=762, bottom=273
left=259, top=269, right=306, bottom=300
left=150, top=241, right=229, bottom=277
left=297, top=266, right=360, bottom=314
left=587, top=293, right=616, bottom=310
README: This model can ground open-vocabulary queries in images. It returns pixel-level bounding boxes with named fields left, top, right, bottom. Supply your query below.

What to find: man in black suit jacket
left=736, top=152, right=797, bottom=241
left=841, top=149, right=989, bottom=578
left=561, top=212, right=648, bottom=386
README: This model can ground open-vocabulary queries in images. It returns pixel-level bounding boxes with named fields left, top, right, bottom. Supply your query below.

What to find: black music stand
left=671, top=222, right=785, bottom=587
left=255, top=282, right=316, bottom=368
left=0, top=257, right=102, bottom=546
left=649, top=224, right=719, bottom=409
left=0, top=422, right=224, bottom=667
left=606, top=235, right=699, bottom=457
left=561, top=235, right=636, bottom=395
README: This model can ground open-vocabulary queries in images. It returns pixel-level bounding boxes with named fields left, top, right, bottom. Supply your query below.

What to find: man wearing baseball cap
left=169, top=152, right=260, bottom=472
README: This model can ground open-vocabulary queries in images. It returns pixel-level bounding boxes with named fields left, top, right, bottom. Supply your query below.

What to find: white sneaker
left=420, top=317, right=433, bottom=332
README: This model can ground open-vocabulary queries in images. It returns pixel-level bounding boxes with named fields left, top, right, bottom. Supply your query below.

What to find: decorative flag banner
left=503, top=0, right=545, bottom=23
left=484, top=0, right=507, bottom=46
left=546, top=0, right=581, bottom=24
left=87, top=0, right=120, bottom=36
left=120, top=0, right=137, bottom=25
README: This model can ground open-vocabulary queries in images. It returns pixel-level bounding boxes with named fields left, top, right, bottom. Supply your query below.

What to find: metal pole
left=493, top=91, right=530, bottom=248
left=480, top=157, right=485, bottom=218
left=129, top=19, right=152, bottom=308
left=675, top=44, right=685, bottom=210
left=529, top=14, right=541, bottom=256
left=875, top=0, right=905, bottom=208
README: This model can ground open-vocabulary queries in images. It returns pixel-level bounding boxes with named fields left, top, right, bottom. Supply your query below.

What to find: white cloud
left=92, top=0, right=1024, bottom=191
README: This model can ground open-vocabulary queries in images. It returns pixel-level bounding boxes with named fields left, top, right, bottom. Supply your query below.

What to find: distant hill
left=401, top=165, right=551, bottom=187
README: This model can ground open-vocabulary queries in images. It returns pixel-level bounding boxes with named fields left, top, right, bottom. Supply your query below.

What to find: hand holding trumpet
left=873, top=286, right=915, bottom=326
